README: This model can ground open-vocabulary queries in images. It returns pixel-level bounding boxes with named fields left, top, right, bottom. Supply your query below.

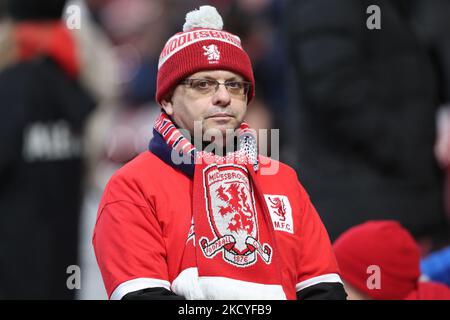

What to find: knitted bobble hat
left=156, top=5, right=255, bottom=104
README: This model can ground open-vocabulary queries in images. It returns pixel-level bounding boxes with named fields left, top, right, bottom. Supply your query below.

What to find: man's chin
left=203, top=121, right=239, bottom=136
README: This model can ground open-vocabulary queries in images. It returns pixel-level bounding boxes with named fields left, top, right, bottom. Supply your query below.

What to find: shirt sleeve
left=295, top=181, right=344, bottom=294
left=93, top=187, right=171, bottom=299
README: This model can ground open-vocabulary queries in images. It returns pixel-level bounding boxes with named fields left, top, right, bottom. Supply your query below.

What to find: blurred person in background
left=64, top=0, right=121, bottom=300
left=0, top=0, right=96, bottom=298
left=410, top=0, right=450, bottom=225
left=333, top=220, right=450, bottom=300
left=408, top=0, right=450, bottom=288
left=286, top=0, right=450, bottom=249
left=82, top=0, right=182, bottom=167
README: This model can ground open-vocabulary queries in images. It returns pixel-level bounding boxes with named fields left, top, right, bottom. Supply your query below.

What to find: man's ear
left=160, top=95, right=174, bottom=116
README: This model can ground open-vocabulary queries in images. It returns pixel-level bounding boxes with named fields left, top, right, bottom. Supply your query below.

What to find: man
left=93, top=5, right=346, bottom=300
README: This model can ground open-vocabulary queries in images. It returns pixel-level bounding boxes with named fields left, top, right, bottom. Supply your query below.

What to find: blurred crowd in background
left=0, top=0, right=449, bottom=299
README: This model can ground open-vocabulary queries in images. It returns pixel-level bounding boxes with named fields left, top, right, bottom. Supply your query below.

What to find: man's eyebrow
left=199, top=75, right=243, bottom=81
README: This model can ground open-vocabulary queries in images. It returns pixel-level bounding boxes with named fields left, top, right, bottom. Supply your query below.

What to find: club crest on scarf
left=199, top=164, right=272, bottom=267
left=264, top=195, right=294, bottom=234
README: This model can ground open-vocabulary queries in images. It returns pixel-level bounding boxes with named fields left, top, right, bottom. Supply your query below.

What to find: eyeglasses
left=180, top=78, right=251, bottom=97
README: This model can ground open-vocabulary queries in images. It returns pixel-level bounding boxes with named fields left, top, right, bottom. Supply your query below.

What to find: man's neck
left=202, top=136, right=238, bottom=156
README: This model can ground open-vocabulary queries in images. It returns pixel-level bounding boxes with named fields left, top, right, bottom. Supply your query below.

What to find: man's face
left=161, top=70, right=248, bottom=142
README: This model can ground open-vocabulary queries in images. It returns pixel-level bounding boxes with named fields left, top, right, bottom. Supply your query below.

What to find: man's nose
left=212, top=84, right=231, bottom=106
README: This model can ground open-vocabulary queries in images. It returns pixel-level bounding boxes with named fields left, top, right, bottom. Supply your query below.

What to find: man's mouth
left=207, top=113, right=234, bottom=119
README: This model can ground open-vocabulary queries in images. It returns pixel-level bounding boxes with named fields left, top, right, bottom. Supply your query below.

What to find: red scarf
left=153, top=113, right=286, bottom=299
left=13, top=21, right=79, bottom=78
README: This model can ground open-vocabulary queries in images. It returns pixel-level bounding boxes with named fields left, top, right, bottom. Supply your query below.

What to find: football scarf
left=149, top=112, right=286, bottom=299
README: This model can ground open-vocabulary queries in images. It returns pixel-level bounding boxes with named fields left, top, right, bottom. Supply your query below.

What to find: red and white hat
left=156, top=6, right=255, bottom=104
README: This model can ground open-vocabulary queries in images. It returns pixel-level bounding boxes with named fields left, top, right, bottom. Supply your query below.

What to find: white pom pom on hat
left=183, top=5, right=224, bottom=32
